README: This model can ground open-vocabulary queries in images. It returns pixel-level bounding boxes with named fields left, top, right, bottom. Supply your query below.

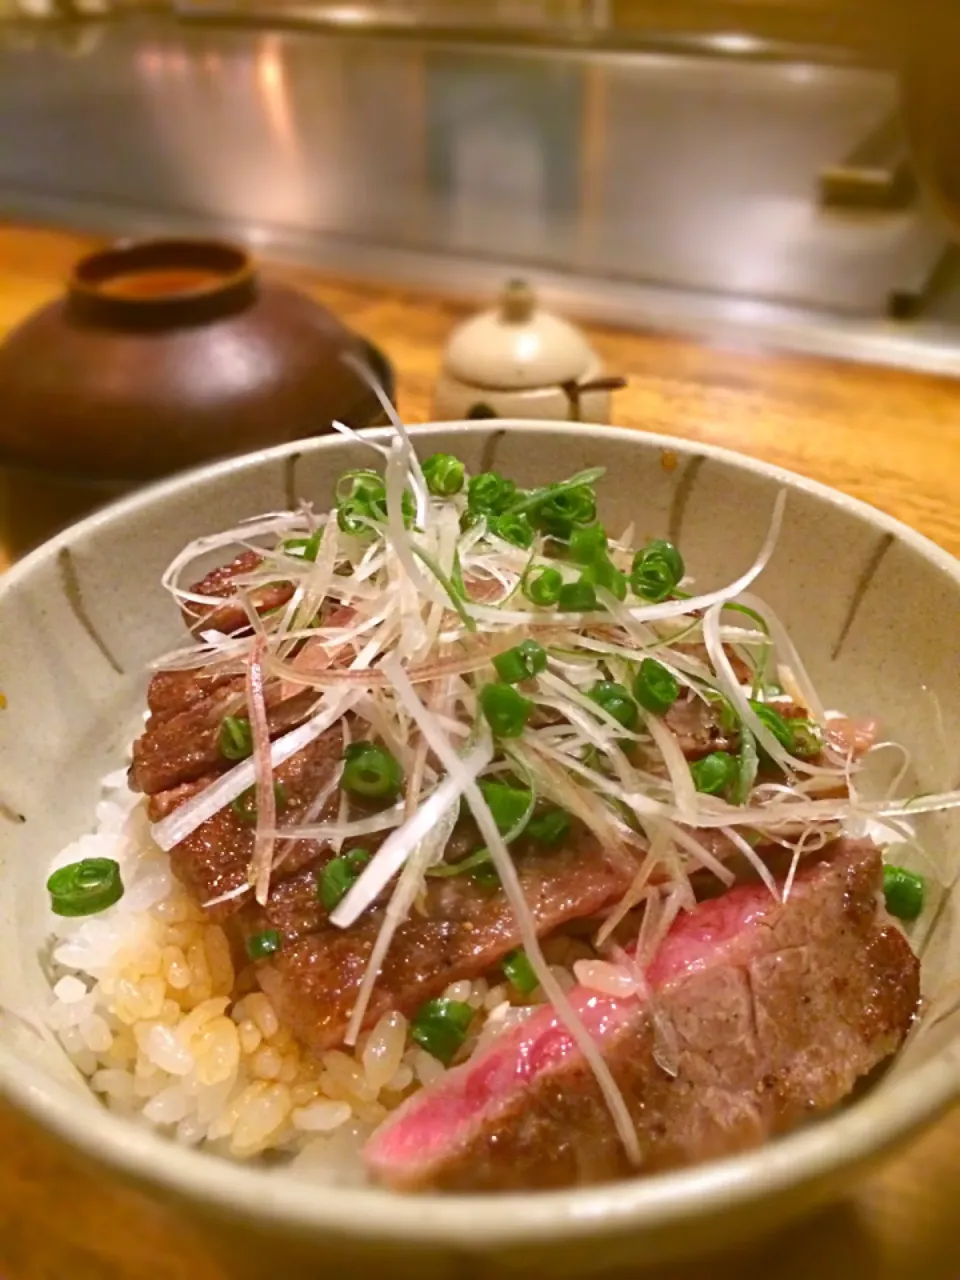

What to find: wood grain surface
left=1, top=222, right=960, bottom=1280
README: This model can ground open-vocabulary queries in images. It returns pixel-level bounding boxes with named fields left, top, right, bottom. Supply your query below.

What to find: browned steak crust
left=183, top=549, right=295, bottom=636
left=146, top=727, right=343, bottom=917
left=243, top=836, right=635, bottom=1054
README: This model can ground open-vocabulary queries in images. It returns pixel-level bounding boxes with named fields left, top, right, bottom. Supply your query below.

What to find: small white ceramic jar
left=433, top=281, right=625, bottom=424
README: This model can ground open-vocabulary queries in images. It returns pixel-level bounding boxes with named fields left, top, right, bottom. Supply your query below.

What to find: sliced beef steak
left=147, top=727, right=343, bottom=917
left=244, top=837, right=635, bottom=1055
left=131, top=686, right=320, bottom=796
left=184, top=550, right=295, bottom=636
left=365, top=838, right=919, bottom=1192
left=146, top=668, right=245, bottom=726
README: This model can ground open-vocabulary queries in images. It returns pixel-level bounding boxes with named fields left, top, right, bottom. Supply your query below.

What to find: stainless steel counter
left=2, top=15, right=959, bottom=374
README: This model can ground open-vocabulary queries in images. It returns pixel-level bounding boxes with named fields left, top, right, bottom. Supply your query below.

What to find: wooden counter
left=2, top=223, right=960, bottom=1280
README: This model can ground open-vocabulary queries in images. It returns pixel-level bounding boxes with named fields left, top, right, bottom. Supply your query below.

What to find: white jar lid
left=441, top=281, right=598, bottom=391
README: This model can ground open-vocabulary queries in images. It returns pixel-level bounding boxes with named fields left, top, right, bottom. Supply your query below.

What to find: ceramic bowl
left=1, top=422, right=959, bottom=1280
left=0, top=237, right=396, bottom=558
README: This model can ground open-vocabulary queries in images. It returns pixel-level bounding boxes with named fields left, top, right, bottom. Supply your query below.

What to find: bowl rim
left=2, top=420, right=959, bottom=1248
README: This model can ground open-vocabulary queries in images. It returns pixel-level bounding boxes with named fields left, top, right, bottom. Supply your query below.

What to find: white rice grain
left=143, top=1085, right=190, bottom=1126
left=323, top=1050, right=378, bottom=1103
left=292, top=1100, right=352, bottom=1133
left=361, top=1012, right=407, bottom=1093
left=573, top=960, right=640, bottom=998
left=443, top=980, right=473, bottom=1002
left=91, top=1068, right=137, bottom=1103
left=52, top=975, right=88, bottom=1005
left=79, top=1013, right=114, bottom=1054
left=230, top=1082, right=292, bottom=1156
left=413, top=1048, right=445, bottom=1087
left=386, top=1063, right=414, bottom=1093
left=145, top=1024, right=194, bottom=1076
left=175, top=1114, right=208, bottom=1146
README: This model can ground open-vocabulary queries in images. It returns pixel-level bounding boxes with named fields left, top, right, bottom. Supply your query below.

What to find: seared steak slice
left=148, top=727, right=343, bottom=918
left=243, top=837, right=635, bottom=1055
left=146, top=668, right=244, bottom=725
left=184, top=550, right=295, bottom=636
left=365, top=838, right=919, bottom=1192
left=130, top=686, right=320, bottom=795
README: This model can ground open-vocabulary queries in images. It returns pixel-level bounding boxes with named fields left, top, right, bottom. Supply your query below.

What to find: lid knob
left=499, top=279, right=536, bottom=325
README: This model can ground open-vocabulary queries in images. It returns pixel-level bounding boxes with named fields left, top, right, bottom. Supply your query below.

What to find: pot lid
left=441, top=281, right=597, bottom=391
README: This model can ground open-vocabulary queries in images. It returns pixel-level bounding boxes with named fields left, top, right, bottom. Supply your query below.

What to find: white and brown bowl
left=0, top=422, right=958, bottom=1278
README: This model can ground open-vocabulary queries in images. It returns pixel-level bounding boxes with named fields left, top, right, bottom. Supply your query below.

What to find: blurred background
left=0, top=0, right=954, bottom=374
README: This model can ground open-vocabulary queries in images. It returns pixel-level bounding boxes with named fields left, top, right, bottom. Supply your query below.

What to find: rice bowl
left=0, top=421, right=959, bottom=1274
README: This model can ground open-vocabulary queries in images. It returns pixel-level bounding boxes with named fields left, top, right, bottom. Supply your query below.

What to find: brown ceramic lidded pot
left=0, top=238, right=392, bottom=554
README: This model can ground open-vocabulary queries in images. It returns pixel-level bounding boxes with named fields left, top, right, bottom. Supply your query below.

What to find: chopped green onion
left=282, top=528, right=323, bottom=561
left=502, top=949, right=539, bottom=996
left=318, top=848, right=371, bottom=911
left=704, top=688, right=739, bottom=734
left=723, top=602, right=771, bottom=695
left=588, top=680, right=639, bottom=731
left=503, top=466, right=605, bottom=519
left=231, top=782, right=288, bottom=824
left=337, top=476, right=413, bottom=536
left=630, top=539, right=684, bottom=602
left=451, top=551, right=467, bottom=598
left=580, top=557, right=628, bottom=601
left=523, top=566, right=562, bottom=607
left=732, top=725, right=759, bottom=805
left=493, top=639, right=547, bottom=684
left=630, top=557, right=674, bottom=602
left=530, top=485, right=596, bottom=538
left=338, top=497, right=376, bottom=537
left=218, top=715, right=253, bottom=761
left=883, top=865, right=925, bottom=921
left=427, top=847, right=496, bottom=879
left=47, top=857, right=124, bottom=918
left=747, top=701, right=821, bottom=759
left=643, top=539, right=684, bottom=581
left=527, top=807, right=571, bottom=846
left=410, top=998, right=474, bottom=1065
left=789, top=719, right=823, bottom=759
left=749, top=700, right=795, bottom=752
left=335, top=468, right=383, bottom=504
left=411, top=543, right=477, bottom=634
left=478, top=780, right=532, bottom=836
left=422, top=452, right=465, bottom=497
left=479, top=682, right=533, bottom=738
left=468, top=472, right=515, bottom=516
left=341, top=741, right=403, bottom=799
left=633, top=658, right=680, bottom=715
left=246, top=928, right=282, bottom=961
left=558, top=579, right=597, bottom=612
left=491, top=511, right=534, bottom=548
left=568, top=524, right=607, bottom=565
left=690, top=751, right=738, bottom=796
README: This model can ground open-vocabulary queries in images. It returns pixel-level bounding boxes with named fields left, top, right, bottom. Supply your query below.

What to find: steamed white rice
left=45, top=771, right=585, bottom=1179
